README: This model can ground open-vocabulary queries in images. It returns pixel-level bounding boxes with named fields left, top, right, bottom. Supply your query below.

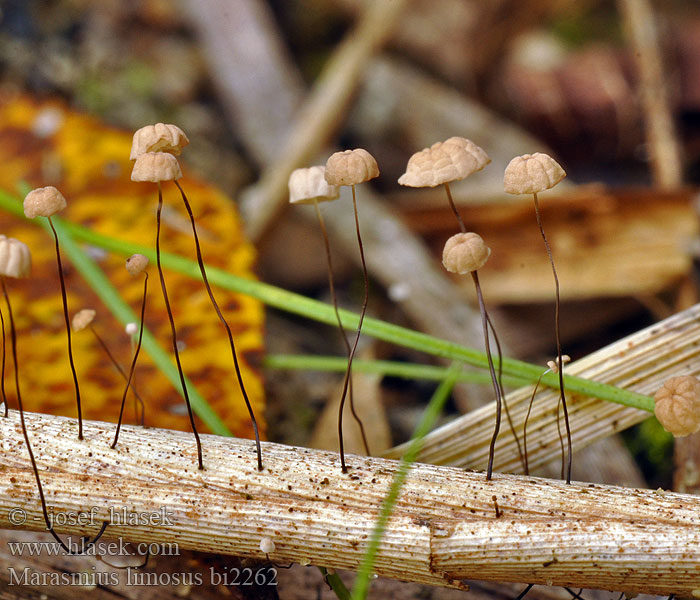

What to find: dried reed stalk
left=384, top=302, right=700, bottom=474
left=1, top=410, right=699, bottom=596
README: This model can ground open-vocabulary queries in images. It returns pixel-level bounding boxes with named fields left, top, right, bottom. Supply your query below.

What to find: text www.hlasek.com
left=8, top=537, right=179, bottom=557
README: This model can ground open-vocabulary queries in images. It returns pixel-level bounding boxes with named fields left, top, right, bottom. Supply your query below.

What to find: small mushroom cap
left=503, top=152, right=566, bottom=195
left=131, top=152, right=182, bottom=182
left=442, top=232, right=491, bottom=274
left=259, top=536, right=276, bottom=554
left=398, top=137, right=491, bottom=187
left=130, top=123, right=189, bottom=160
left=288, top=166, right=340, bottom=205
left=324, top=148, right=379, bottom=186
left=654, top=375, right=700, bottom=437
left=0, top=235, right=31, bottom=279
left=126, top=253, right=149, bottom=276
left=72, top=308, right=96, bottom=332
left=23, top=186, right=67, bottom=219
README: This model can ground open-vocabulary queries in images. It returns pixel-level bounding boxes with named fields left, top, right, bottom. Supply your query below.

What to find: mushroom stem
left=1, top=276, right=108, bottom=552
left=87, top=324, right=146, bottom=420
left=156, top=182, right=204, bottom=470
left=0, top=306, right=6, bottom=417
left=515, top=584, right=535, bottom=600
left=113, top=273, right=148, bottom=449
left=443, top=182, right=467, bottom=234
left=337, top=184, right=370, bottom=473
left=532, top=192, right=572, bottom=484
left=313, top=199, right=370, bottom=457
left=174, top=180, right=262, bottom=471
left=486, top=314, right=526, bottom=472
left=522, top=369, right=548, bottom=476
left=47, top=216, right=82, bottom=440
left=471, top=271, right=502, bottom=480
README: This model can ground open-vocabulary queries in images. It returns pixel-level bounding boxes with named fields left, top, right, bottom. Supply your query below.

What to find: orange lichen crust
left=0, top=95, right=265, bottom=439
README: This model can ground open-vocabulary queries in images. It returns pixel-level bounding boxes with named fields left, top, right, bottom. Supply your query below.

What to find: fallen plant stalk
left=0, top=410, right=698, bottom=596
left=385, top=301, right=700, bottom=474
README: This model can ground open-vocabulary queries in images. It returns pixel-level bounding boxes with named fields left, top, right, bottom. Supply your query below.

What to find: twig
left=384, top=302, right=700, bottom=474
left=0, top=410, right=698, bottom=597
left=238, top=0, right=408, bottom=241
left=618, top=0, right=683, bottom=187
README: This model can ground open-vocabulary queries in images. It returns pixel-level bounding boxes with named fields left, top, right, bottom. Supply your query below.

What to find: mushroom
left=442, top=232, right=503, bottom=480
left=504, top=152, right=572, bottom=483
left=324, top=149, right=379, bottom=473
left=523, top=355, right=571, bottom=476
left=131, top=151, right=205, bottom=470
left=113, top=254, right=149, bottom=447
left=0, top=236, right=108, bottom=552
left=398, top=136, right=490, bottom=233
left=654, top=376, right=700, bottom=437
left=259, top=536, right=276, bottom=555
left=130, top=123, right=189, bottom=160
left=288, top=166, right=369, bottom=456
left=131, top=129, right=264, bottom=471
left=23, top=186, right=83, bottom=439
left=71, top=307, right=147, bottom=440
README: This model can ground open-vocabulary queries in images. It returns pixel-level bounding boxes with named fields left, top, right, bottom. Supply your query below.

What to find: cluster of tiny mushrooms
left=1, top=124, right=699, bottom=561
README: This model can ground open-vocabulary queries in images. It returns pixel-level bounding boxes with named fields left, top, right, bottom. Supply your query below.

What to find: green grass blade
left=351, top=366, right=460, bottom=599
left=20, top=200, right=232, bottom=437
left=264, top=353, right=530, bottom=388
left=320, top=568, right=352, bottom=600
left=0, top=188, right=654, bottom=413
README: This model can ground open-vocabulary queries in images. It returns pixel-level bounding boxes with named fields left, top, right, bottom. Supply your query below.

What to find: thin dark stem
left=514, top=584, right=534, bottom=600
left=555, top=396, right=566, bottom=480
left=337, top=185, right=370, bottom=473
left=443, top=182, right=467, bottom=233
left=2, top=277, right=108, bottom=553
left=486, top=313, right=525, bottom=472
left=0, top=306, right=6, bottom=417
left=112, top=273, right=148, bottom=449
left=522, top=370, right=547, bottom=476
left=472, top=271, right=502, bottom=480
left=175, top=181, right=261, bottom=471
left=532, top=192, right=572, bottom=484
left=48, top=217, right=82, bottom=439
left=564, top=587, right=586, bottom=600
left=314, top=200, right=370, bottom=456
left=156, top=182, right=204, bottom=470
left=88, top=325, right=146, bottom=421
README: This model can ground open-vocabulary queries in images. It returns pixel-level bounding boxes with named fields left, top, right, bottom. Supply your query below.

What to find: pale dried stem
left=240, top=0, right=408, bottom=241
left=618, top=0, right=683, bottom=188
left=0, top=410, right=698, bottom=596
left=384, top=303, right=700, bottom=475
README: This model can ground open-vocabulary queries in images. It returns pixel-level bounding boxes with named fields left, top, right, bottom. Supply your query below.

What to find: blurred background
left=1, top=1, right=699, bottom=598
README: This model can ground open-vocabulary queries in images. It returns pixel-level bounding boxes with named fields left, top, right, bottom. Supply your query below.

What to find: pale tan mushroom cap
left=131, top=152, right=182, bottom=183
left=288, top=166, right=340, bottom=205
left=259, top=537, right=276, bottom=554
left=126, top=254, right=149, bottom=276
left=503, top=152, right=566, bottom=194
left=130, top=123, right=189, bottom=160
left=398, top=137, right=491, bottom=187
left=442, top=232, right=491, bottom=274
left=72, top=308, right=96, bottom=332
left=324, top=149, right=379, bottom=186
left=0, top=235, right=31, bottom=279
left=23, top=186, right=67, bottom=218
left=654, top=375, right=700, bottom=437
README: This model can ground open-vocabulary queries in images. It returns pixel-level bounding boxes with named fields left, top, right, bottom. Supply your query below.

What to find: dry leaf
left=0, top=94, right=265, bottom=438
